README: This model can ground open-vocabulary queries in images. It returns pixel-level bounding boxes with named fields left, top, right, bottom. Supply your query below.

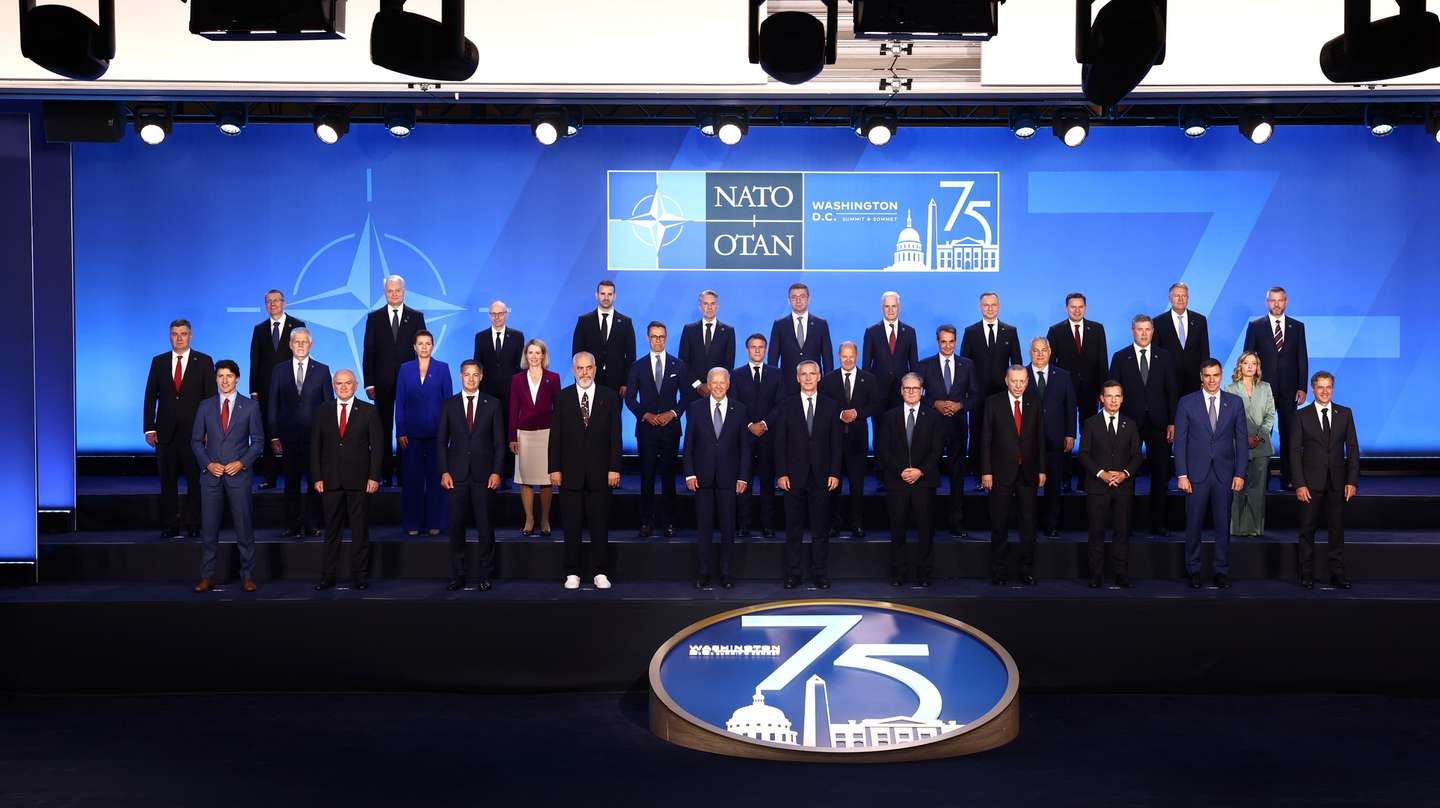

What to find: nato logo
left=649, top=600, right=1019, bottom=761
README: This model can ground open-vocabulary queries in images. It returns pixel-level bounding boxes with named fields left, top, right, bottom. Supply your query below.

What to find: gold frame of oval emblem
left=648, top=598, right=1020, bottom=762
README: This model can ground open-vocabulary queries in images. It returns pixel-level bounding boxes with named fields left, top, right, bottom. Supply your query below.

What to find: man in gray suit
left=190, top=359, right=265, bottom=593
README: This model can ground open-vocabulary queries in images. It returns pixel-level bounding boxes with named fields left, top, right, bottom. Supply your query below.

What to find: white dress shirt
left=336, top=396, right=356, bottom=427
left=1271, top=316, right=1286, bottom=343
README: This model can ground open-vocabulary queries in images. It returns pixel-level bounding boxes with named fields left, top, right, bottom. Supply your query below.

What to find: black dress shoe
left=304, top=527, right=321, bottom=537
left=1088, top=576, right=1102, bottom=589
left=736, top=528, right=752, bottom=538
left=520, top=527, right=534, bottom=537
left=354, top=580, right=369, bottom=591
left=828, top=527, right=840, bottom=539
left=762, top=529, right=776, bottom=539
left=950, top=528, right=968, bottom=539
left=1019, top=573, right=1037, bottom=586
left=446, top=578, right=465, bottom=591
left=258, top=481, right=276, bottom=490
left=1301, top=577, right=1315, bottom=590
left=159, top=528, right=180, bottom=539
left=1330, top=574, right=1352, bottom=590
left=990, top=574, right=1007, bottom=586
left=638, top=523, right=653, bottom=539
left=890, top=577, right=904, bottom=587
left=814, top=577, right=832, bottom=590
left=476, top=579, right=492, bottom=592
left=539, top=529, right=552, bottom=538
left=853, top=528, right=866, bottom=539
left=1044, top=528, right=1060, bottom=539
left=916, top=577, right=932, bottom=588
left=664, top=525, right=676, bottom=538
left=783, top=576, right=800, bottom=589
left=695, top=576, right=711, bottom=590
left=1115, top=574, right=1133, bottom=589
left=720, top=577, right=735, bottom=589
left=1151, top=527, right=1170, bottom=537
left=314, top=579, right=335, bottom=591
left=1188, top=573, right=1203, bottom=589
left=1214, top=573, right=1231, bottom=589
left=186, top=528, right=202, bottom=539
left=279, top=528, right=300, bottom=538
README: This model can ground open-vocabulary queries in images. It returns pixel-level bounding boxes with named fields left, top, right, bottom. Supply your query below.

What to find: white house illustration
left=886, top=198, right=999, bottom=272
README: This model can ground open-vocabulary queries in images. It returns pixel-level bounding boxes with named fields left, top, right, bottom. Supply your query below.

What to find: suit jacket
left=625, top=353, right=691, bottom=428
left=1046, top=318, right=1108, bottom=406
left=394, top=359, right=453, bottom=439
left=876, top=405, right=944, bottom=489
left=508, top=369, right=562, bottom=438
left=960, top=320, right=1022, bottom=397
left=1153, top=309, right=1211, bottom=395
left=1289, top=402, right=1360, bottom=492
left=1027, top=364, right=1078, bottom=449
left=249, top=314, right=305, bottom=399
left=918, top=353, right=979, bottom=413
left=143, top=350, right=218, bottom=443
left=682, top=398, right=753, bottom=487
left=862, top=320, right=920, bottom=398
left=547, top=384, right=623, bottom=491
left=267, top=357, right=334, bottom=443
left=1109, top=344, right=1179, bottom=430
left=677, top=320, right=737, bottom=390
left=310, top=399, right=384, bottom=491
left=772, top=393, right=843, bottom=487
left=190, top=394, right=264, bottom=470
left=1173, top=390, right=1248, bottom=485
left=818, top=367, right=883, bottom=445
left=1243, top=316, right=1309, bottom=400
left=362, top=305, right=426, bottom=393
left=980, top=391, right=1046, bottom=486
left=1078, top=411, right=1142, bottom=494
left=572, top=309, right=637, bottom=392
left=473, top=327, right=526, bottom=402
left=768, top=313, right=834, bottom=384
left=436, top=391, right=506, bottom=484
left=730, top=363, right=783, bottom=428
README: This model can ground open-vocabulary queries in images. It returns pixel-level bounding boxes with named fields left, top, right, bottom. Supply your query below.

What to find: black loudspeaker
left=18, top=0, right=115, bottom=81
left=42, top=101, right=125, bottom=143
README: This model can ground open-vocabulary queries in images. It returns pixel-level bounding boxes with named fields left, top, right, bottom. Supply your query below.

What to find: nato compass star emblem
left=227, top=169, right=465, bottom=376
left=626, top=178, right=691, bottom=261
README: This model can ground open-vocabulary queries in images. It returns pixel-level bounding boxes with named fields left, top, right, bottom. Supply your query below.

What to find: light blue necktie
left=1178, top=314, right=1187, bottom=349
left=805, top=396, right=814, bottom=434
left=713, top=402, right=723, bottom=437
left=1208, top=394, right=1218, bottom=432
left=943, top=357, right=953, bottom=391
left=654, top=355, right=662, bottom=391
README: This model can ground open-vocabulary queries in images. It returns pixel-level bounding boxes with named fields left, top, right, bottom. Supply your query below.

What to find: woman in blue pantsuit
left=395, top=330, right=452, bottom=535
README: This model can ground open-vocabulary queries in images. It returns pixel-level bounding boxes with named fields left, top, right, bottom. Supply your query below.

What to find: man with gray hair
left=678, top=289, right=736, bottom=397
left=1153, top=281, right=1211, bottom=398
left=820, top=340, right=882, bottom=538
left=772, top=360, right=842, bottom=589
left=267, top=327, right=333, bottom=537
left=362, top=274, right=426, bottom=486
left=863, top=291, right=919, bottom=466
left=249, top=288, right=305, bottom=489
left=474, top=299, right=525, bottom=485
left=683, top=367, right=753, bottom=589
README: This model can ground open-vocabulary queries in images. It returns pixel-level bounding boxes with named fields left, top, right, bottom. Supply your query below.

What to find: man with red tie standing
left=980, top=366, right=1047, bottom=585
left=143, top=319, right=216, bottom=539
left=190, top=360, right=264, bottom=593
left=311, top=369, right=383, bottom=591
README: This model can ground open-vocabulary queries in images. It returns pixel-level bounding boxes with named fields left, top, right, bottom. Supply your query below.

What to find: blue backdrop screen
left=75, top=123, right=1439, bottom=453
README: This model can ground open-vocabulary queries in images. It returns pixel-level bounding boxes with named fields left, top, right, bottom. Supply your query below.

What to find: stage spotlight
left=1077, top=0, right=1167, bottom=107
left=216, top=103, right=247, bottom=136
left=1178, top=107, right=1208, bottom=138
left=530, top=109, right=577, bottom=146
left=853, top=0, right=1002, bottom=39
left=384, top=104, right=415, bottom=138
left=1239, top=111, right=1274, bottom=145
left=187, top=0, right=345, bottom=40
left=371, top=0, right=478, bottom=81
left=17, top=0, right=115, bottom=80
left=1364, top=105, right=1396, bottom=137
left=1009, top=108, right=1038, bottom=140
left=1428, top=106, right=1440, bottom=144
left=134, top=106, right=172, bottom=146
left=1053, top=109, right=1090, bottom=147
left=1320, top=0, right=1440, bottom=83
left=700, top=111, right=749, bottom=145
left=855, top=109, right=897, bottom=146
left=749, top=0, right=838, bottom=85
left=312, top=107, right=350, bottom=145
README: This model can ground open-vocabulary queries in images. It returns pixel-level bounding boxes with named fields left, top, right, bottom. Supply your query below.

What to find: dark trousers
left=1298, top=484, right=1346, bottom=578
left=1183, top=476, right=1232, bottom=575
left=400, top=436, right=447, bottom=532
left=886, top=484, right=935, bottom=579
left=783, top=477, right=830, bottom=578
left=989, top=476, right=1037, bottom=576
left=739, top=434, right=776, bottom=532
left=156, top=437, right=201, bottom=531
left=447, top=479, right=495, bottom=579
left=321, top=488, right=371, bottom=582
left=1039, top=448, right=1067, bottom=531
left=1071, top=389, right=1101, bottom=488
left=374, top=384, right=397, bottom=484
left=1138, top=421, right=1171, bottom=530
left=939, top=415, right=968, bottom=528
left=1086, top=487, right=1132, bottom=576
left=831, top=435, right=868, bottom=531
left=199, top=471, right=256, bottom=580
left=1275, top=394, right=1298, bottom=487
left=967, top=400, right=987, bottom=484
left=281, top=439, right=318, bottom=531
left=636, top=422, right=680, bottom=528
left=561, top=488, right=610, bottom=576
left=695, top=486, right=737, bottom=578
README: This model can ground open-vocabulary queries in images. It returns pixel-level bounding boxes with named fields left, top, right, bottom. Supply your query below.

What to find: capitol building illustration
left=725, top=675, right=964, bottom=749
left=726, top=690, right=799, bottom=745
left=885, top=198, right=999, bottom=272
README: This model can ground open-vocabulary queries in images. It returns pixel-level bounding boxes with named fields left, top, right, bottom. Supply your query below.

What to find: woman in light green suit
left=1225, top=351, right=1276, bottom=536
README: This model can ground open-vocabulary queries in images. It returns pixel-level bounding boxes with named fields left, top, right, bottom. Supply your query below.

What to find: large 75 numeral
left=941, top=180, right=994, bottom=245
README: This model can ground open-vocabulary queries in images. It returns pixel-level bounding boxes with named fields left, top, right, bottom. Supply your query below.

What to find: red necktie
left=1073, top=323, right=1082, bottom=355
left=887, top=323, right=896, bottom=354
left=173, top=355, right=183, bottom=393
left=339, top=402, right=349, bottom=438
left=466, top=395, right=475, bottom=431
left=220, top=398, right=230, bottom=433
left=1013, top=398, right=1023, bottom=434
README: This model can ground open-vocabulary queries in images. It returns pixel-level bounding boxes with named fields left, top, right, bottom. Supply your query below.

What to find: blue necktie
left=713, top=402, right=723, bottom=437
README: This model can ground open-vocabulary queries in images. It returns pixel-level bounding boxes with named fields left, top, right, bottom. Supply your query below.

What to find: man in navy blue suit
left=731, top=334, right=782, bottom=538
left=1110, top=314, right=1179, bottom=536
left=677, top=290, right=736, bottom=398
left=190, top=359, right=265, bottom=593
left=1027, top=337, right=1077, bottom=537
left=877, top=373, right=945, bottom=587
left=862, top=291, right=920, bottom=468
left=267, top=328, right=333, bottom=538
left=819, top=342, right=883, bottom=538
left=1243, top=286, right=1309, bottom=489
left=684, top=367, right=753, bottom=589
left=1174, top=359, right=1248, bottom=589
left=625, top=322, right=691, bottom=537
left=769, top=282, right=834, bottom=394
left=437, top=360, right=505, bottom=592
left=918, top=324, right=979, bottom=538
left=773, top=361, right=842, bottom=589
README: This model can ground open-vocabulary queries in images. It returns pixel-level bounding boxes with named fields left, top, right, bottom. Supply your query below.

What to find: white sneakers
left=564, top=575, right=580, bottom=590
left=593, top=574, right=612, bottom=590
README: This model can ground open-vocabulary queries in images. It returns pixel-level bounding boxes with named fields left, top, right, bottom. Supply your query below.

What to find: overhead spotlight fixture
left=383, top=104, right=416, bottom=138
left=853, top=0, right=1001, bottom=40
left=17, top=0, right=115, bottom=80
left=855, top=109, right=897, bottom=146
left=1052, top=109, right=1090, bottom=147
left=1320, top=0, right=1440, bottom=83
left=1239, top=111, right=1274, bottom=145
left=187, top=0, right=345, bottom=40
left=1077, top=0, right=1167, bottom=107
left=1008, top=108, right=1038, bottom=140
left=530, top=109, right=578, bottom=146
left=371, top=0, right=478, bottom=81
left=1427, top=106, right=1440, bottom=144
left=312, top=106, right=350, bottom=145
left=134, top=106, right=172, bottom=146
left=1364, top=105, right=1396, bottom=136
left=215, top=103, right=247, bottom=136
left=749, top=0, right=838, bottom=84
left=700, top=111, right=749, bottom=145
left=1178, top=107, right=1208, bottom=138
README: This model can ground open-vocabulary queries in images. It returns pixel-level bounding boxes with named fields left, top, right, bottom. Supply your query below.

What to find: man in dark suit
left=683, top=368, right=753, bottom=589
left=819, top=341, right=882, bottom=538
left=1290, top=371, right=1360, bottom=590
left=1079, top=381, right=1143, bottom=588
left=1109, top=314, right=1179, bottom=536
left=143, top=319, right=217, bottom=539
left=1027, top=337, right=1077, bottom=537
left=310, top=369, right=384, bottom=590
left=249, top=289, right=304, bottom=489
left=961, top=291, right=1022, bottom=487
left=190, top=360, right=265, bottom=593
left=437, top=360, right=505, bottom=592
left=1152, top=282, right=1211, bottom=398
left=878, top=373, right=944, bottom=587
left=980, top=366, right=1047, bottom=585
left=1046, top=292, right=1108, bottom=490
left=473, top=299, right=525, bottom=484
left=549, top=352, right=623, bottom=590
left=267, top=328, right=333, bottom=538
left=1243, top=286, right=1309, bottom=489
left=769, top=282, right=834, bottom=394
left=731, top=334, right=782, bottom=538
left=361, top=274, right=426, bottom=486
left=625, top=322, right=690, bottom=537
left=571, top=279, right=637, bottom=397
left=773, top=361, right=842, bottom=589
left=862, top=291, right=920, bottom=467
left=677, top=289, right=736, bottom=398
left=1174, top=359, right=1248, bottom=589
left=918, top=325, right=979, bottom=538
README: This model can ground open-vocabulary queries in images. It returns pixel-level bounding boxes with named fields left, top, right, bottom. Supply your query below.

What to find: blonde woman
left=1225, top=351, right=1275, bottom=536
left=508, top=339, right=561, bottom=536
